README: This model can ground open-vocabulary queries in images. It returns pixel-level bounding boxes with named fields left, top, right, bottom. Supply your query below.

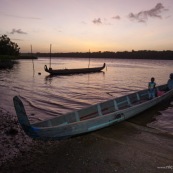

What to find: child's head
left=151, top=77, right=155, bottom=82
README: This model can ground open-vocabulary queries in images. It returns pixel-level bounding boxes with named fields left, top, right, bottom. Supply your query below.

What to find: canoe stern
left=13, top=96, right=40, bottom=139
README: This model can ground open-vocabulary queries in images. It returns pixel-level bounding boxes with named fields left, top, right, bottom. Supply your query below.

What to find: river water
left=0, top=57, right=173, bottom=134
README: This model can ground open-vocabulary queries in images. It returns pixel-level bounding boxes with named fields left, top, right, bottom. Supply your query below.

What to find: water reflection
left=0, top=58, right=173, bottom=131
left=148, top=100, right=173, bottom=135
left=44, top=75, right=54, bottom=85
left=44, top=71, right=105, bottom=85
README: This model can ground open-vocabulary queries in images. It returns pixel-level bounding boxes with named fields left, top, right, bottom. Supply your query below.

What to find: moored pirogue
left=44, top=63, right=106, bottom=75
left=13, top=84, right=173, bottom=140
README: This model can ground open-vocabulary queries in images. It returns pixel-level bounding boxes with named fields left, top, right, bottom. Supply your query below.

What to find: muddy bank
left=0, top=108, right=36, bottom=166
left=0, top=106, right=173, bottom=173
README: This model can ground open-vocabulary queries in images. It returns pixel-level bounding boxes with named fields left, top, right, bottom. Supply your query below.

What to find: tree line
left=36, top=50, right=173, bottom=60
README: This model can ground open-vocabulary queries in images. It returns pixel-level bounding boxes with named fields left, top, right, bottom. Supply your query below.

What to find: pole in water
left=31, top=45, right=35, bottom=72
left=49, top=44, right=52, bottom=69
left=88, top=49, right=90, bottom=68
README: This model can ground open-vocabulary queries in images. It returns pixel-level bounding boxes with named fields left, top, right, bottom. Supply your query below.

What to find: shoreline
left=1, top=103, right=173, bottom=173
left=0, top=108, right=35, bottom=166
left=0, top=60, right=17, bottom=69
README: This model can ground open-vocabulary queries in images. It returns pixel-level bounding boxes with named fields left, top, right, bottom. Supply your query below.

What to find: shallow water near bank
left=0, top=57, right=173, bottom=134
left=147, top=101, right=173, bottom=134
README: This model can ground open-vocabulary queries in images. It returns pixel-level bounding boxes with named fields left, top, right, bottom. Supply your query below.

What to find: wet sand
left=1, top=103, right=173, bottom=173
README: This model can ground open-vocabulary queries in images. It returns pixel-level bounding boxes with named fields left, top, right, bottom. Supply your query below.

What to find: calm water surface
left=0, top=57, right=173, bottom=134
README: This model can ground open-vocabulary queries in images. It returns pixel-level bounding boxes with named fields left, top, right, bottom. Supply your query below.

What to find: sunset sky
left=0, top=0, right=173, bottom=53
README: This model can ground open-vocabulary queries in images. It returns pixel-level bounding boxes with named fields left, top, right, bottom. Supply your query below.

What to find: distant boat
left=44, top=63, right=106, bottom=75
left=13, top=83, right=173, bottom=141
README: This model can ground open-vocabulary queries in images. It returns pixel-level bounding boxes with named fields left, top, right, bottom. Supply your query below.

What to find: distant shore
left=34, top=50, right=173, bottom=60
left=17, top=55, right=37, bottom=59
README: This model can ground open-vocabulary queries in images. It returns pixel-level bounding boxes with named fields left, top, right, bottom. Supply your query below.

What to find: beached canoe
left=44, top=63, right=106, bottom=75
left=13, top=84, right=173, bottom=140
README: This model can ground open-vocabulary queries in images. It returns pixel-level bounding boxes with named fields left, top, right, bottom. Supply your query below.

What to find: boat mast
left=49, top=44, right=52, bottom=68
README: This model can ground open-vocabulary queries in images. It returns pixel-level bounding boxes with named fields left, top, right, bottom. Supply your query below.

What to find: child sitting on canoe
left=148, top=77, right=156, bottom=99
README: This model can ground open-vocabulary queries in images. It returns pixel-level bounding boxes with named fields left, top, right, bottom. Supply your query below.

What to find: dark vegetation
left=0, top=35, right=20, bottom=69
left=0, top=35, right=20, bottom=56
left=0, top=55, right=17, bottom=69
left=36, top=50, right=173, bottom=60
left=0, top=35, right=36, bottom=69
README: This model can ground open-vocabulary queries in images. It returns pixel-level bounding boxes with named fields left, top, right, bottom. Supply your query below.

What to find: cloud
left=10, top=29, right=27, bottom=34
left=12, top=38, right=23, bottom=41
left=128, top=3, right=168, bottom=23
left=0, top=11, right=41, bottom=20
left=81, top=21, right=87, bottom=24
left=112, top=15, right=121, bottom=20
left=92, top=18, right=102, bottom=24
